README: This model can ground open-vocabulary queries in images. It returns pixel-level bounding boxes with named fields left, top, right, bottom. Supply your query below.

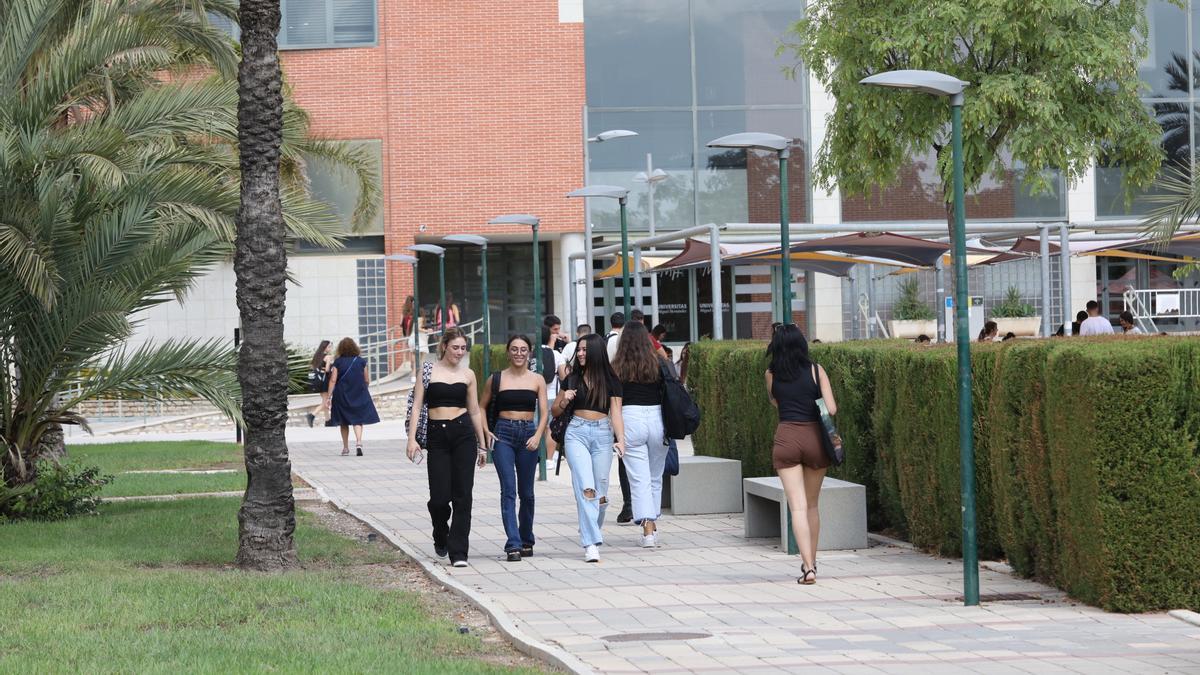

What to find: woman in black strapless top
left=478, top=334, right=548, bottom=562
left=406, top=328, right=487, bottom=568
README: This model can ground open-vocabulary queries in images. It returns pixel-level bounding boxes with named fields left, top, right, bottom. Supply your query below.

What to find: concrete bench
left=661, top=456, right=743, bottom=515
left=743, top=476, right=867, bottom=551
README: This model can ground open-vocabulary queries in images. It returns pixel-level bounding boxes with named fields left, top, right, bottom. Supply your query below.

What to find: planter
left=994, top=316, right=1042, bottom=337
left=889, top=319, right=937, bottom=339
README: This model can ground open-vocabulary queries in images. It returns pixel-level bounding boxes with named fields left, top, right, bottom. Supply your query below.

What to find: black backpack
left=486, top=371, right=501, bottom=431
left=659, top=360, right=700, bottom=439
left=535, top=346, right=556, bottom=385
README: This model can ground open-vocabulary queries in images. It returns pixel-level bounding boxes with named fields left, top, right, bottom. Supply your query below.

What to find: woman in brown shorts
left=764, top=324, right=838, bottom=585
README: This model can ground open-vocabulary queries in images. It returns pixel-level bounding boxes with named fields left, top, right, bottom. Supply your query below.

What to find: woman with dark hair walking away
left=612, top=321, right=668, bottom=548
left=326, top=337, right=380, bottom=456
left=553, top=333, right=625, bottom=563
left=306, top=340, right=333, bottom=427
left=400, top=296, right=416, bottom=370
left=479, top=335, right=548, bottom=562
left=766, top=325, right=837, bottom=585
left=407, top=328, right=488, bottom=567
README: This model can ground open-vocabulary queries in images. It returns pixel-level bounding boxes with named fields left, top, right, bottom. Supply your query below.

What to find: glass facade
left=584, top=0, right=809, bottom=233
left=1098, top=0, right=1199, bottom=217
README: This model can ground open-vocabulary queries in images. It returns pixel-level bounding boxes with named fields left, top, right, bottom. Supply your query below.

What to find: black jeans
left=426, top=414, right=478, bottom=561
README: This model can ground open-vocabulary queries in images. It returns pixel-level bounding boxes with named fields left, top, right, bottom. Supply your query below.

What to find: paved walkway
left=295, top=431, right=1198, bottom=673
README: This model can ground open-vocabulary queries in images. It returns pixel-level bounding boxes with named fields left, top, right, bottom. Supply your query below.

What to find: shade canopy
left=728, top=250, right=894, bottom=277
left=654, top=238, right=770, bottom=271
left=594, top=255, right=673, bottom=280
left=783, top=232, right=951, bottom=267
left=976, top=236, right=1062, bottom=265
left=1079, top=232, right=1200, bottom=262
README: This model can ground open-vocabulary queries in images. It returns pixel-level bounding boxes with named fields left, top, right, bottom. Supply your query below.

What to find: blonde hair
left=437, top=327, right=467, bottom=359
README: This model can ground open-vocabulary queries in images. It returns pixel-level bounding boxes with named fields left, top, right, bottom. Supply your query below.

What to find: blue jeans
left=563, top=416, right=614, bottom=548
left=492, top=418, right=538, bottom=552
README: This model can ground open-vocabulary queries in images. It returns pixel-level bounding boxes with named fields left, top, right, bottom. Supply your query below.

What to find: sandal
left=340, top=448, right=350, bottom=456
left=797, top=562, right=817, bottom=585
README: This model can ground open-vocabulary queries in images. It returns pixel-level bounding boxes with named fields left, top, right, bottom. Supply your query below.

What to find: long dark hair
left=767, top=324, right=810, bottom=382
left=310, top=340, right=331, bottom=370
left=612, top=321, right=660, bottom=384
left=570, top=333, right=610, bottom=409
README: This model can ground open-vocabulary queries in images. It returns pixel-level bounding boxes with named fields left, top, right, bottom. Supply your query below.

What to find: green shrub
left=990, top=286, right=1037, bottom=318
left=0, top=461, right=112, bottom=523
left=893, top=278, right=936, bottom=321
left=690, top=336, right=1200, bottom=612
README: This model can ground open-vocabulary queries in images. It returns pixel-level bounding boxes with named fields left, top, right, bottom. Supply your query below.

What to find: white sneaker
left=451, top=559, right=468, bottom=568
left=584, top=544, right=600, bottom=563
left=641, top=534, right=657, bottom=548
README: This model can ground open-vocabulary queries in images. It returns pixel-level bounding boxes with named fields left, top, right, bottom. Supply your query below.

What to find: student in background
left=1079, top=300, right=1115, bottom=336
left=1119, top=311, right=1144, bottom=334
left=977, top=321, right=998, bottom=343
left=326, top=337, right=380, bottom=456
left=612, top=321, right=668, bottom=548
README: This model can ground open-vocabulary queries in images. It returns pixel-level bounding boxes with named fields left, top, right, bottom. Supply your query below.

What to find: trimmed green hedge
left=690, top=337, right=1200, bottom=612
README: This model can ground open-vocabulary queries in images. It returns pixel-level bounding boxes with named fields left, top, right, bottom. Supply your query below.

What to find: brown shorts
left=772, top=422, right=831, bottom=471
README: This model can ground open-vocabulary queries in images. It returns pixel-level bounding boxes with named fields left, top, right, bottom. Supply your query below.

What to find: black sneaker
left=505, top=551, right=522, bottom=562
left=305, top=413, right=315, bottom=428
left=355, top=446, right=363, bottom=457
left=434, top=544, right=448, bottom=558
left=617, top=504, right=633, bottom=524
left=520, top=545, right=534, bottom=558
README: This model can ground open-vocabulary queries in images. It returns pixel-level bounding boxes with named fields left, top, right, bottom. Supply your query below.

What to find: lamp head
left=566, top=185, right=629, bottom=200
left=587, top=129, right=638, bottom=143
left=706, top=132, right=790, bottom=152
left=633, top=169, right=669, bottom=185
left=406, top=244, right=446, bottom=256
left=488, top=214, right=540, bottom=227
left=444, top=234, right=488, bottom=247
left=859, top=69, right=969, bottom=98
left=384, top=254, right=418, bottom=263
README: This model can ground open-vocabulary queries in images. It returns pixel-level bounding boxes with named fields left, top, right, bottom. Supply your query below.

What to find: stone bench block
left=743, top=476, right=867, bottom=551
left=662, top=456, right=743, bottom=515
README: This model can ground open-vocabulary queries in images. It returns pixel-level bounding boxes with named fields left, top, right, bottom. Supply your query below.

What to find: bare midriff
left=428, top=407, right=468, bottom=420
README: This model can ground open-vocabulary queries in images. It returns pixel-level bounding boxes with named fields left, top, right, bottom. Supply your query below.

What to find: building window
left=294, top=140, right=383, bottom=254
left=357, top=258, right=388, bottom=376
left=281, top=0, right=376, bottom=50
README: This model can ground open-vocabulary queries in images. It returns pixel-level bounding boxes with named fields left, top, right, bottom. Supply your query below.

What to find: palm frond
left=1140, top=163, right=1200, bottom=251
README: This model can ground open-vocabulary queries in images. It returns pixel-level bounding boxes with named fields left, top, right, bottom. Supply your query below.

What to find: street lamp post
left=489, top=214, right=547, bottom=481
left=445, top=234, right=490, bottom=375
left=582, top=128, right=639, bottom=327
left=706, top=133, right=792, bottom=324
left=384, top=254, right=420, bottom=381
left=860, top=68, right=978, bottom=607
left=407, top=244, right=447, bottom=336
left=633, top=158, right=669, bottom=326
left=567, top=185, right=632, bottom=315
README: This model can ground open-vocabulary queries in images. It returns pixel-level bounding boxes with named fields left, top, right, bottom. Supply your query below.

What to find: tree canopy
left=784, top=0, right=1164, bottom=210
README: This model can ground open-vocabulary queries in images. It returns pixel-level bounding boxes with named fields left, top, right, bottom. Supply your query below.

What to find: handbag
left=664, top=440, right=680, bottom=476
left=548, top=374, right=576, bottom=445
left=486, top=370, right=501, bottom=432
left=811, top=363, right=845, bottom=466
left=659, top=360, right=700, bottom=440
left=405, top=360, right=433, bottom=447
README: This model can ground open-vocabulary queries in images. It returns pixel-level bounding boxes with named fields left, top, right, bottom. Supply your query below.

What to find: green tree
left=0, top=0, right=378, bottom=504
left=784, top=0, right=1163, bottom=229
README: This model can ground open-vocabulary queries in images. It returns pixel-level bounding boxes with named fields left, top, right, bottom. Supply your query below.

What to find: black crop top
left=496, top=388, right=537, bottom=412
left=620, top=378, right=663, bottom=406
left=426, top=381, right=468, bottom=409
left=567, top=371, right=623, bottom=414
left=771, top=366, right=821, bottom=423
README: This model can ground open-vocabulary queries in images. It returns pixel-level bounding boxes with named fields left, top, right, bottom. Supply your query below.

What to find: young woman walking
left=765, top=325, right=837, bottom=585
left=400, top=296, right=416, bottom=369
left=479, top=335, right=548, bottom=562
left=326, top=337, right=380, bottom=455
left=406, top=328, right=488, bottom=568
left=306, top=340, right=333, bottom=427
left=611, top=321, right=668, bottom=548
left=552, top=333, right=625, bottom=563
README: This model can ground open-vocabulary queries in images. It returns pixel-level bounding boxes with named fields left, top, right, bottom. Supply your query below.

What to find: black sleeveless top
left=771, top=366, right=821, bottom=423
left=496, top=388, right=537, bottom=412
left=426, top=381, right=468, bottom=409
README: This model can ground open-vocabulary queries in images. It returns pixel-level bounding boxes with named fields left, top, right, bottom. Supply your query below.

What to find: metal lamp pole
left=489, top=214, right=546, bottom=480
left=583, top=128, right=639, bottom=326
left=567, top=185, right=632, bottom=317
left=444, top=235, right=490, bottom=374
left=706, top=133, right=793, bottom=324
left=634, top=160, right=668, bottom=325
left=860, top=69, right=978, bottom=607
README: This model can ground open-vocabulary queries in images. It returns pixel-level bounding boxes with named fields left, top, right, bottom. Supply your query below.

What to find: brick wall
left=280, top=1, right=586, bottom=334
left=842, top=160, right=1019, bottom=222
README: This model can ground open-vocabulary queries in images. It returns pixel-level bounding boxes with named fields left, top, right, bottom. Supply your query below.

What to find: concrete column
left=559, top=233, right=586, bottom=328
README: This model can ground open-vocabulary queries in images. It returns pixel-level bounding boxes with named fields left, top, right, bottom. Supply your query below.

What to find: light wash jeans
left=563, top=416, right=614, bottom=548
left=622, top=404, right=667, bottom=523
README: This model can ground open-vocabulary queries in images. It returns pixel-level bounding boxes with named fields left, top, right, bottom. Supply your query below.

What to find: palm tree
left=233, top=0, right=297, bottom=570
left=0, top=0, right=378, bottom=521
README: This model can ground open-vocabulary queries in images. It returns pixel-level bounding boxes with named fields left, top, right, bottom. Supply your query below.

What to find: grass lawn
left=0, top=497, right=542, bottom=673
left=70, top=441, right=248, bottom=497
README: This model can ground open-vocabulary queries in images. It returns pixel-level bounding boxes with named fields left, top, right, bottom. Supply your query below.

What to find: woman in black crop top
left=407, top=328, right=488, bottom=568
left=479, top=335, right=548, bottom=561
left=611, top=321, right=669, bottom=549
left=765, top=324, right=838, bottom=585
left=551, top=333, right=625, bottom=563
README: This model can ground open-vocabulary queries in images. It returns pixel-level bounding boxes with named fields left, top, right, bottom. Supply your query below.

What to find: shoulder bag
left=659, top=360, right=700, bottom=440
left=811, top=363, right=844, bottom=466
left=405, top=360, right=434, bottom=447
left=486, top=371, right=502, bottom=432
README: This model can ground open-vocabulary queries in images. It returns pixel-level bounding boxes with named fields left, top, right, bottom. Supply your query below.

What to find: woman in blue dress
left=325, top=337, right=380, bottom=456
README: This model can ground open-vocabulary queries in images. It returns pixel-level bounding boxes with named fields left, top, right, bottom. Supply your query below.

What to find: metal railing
left=1124, top=286, right=1200, bottom=333
left=358, top=318, right=485, bottom=384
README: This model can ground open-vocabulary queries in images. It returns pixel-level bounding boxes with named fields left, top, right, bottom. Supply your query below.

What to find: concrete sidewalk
left=285, top=432, right=1200, bottom=675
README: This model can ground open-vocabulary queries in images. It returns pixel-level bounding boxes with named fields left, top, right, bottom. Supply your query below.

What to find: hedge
left=689, top=336, right=1200, bottom=612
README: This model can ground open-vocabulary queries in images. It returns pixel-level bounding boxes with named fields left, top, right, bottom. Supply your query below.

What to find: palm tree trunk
left=233, top=0, right=298, bottom=571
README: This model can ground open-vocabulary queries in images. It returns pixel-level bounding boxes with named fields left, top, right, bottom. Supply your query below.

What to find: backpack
left=405, top=361, right=433, bottom=447
left=534, top=346, right=556, bottom=385
left=486, top=370, right=502, bottom=432
left=659, top=360, right=700, bottom=440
